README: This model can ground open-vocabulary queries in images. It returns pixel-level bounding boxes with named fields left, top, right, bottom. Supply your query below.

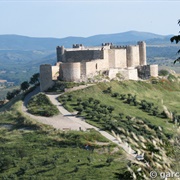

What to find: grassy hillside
left=0, top=101, right=128, bottom=179
left=56, top=79, right=180, bottom=177
left=0, top=79, right=180, bottom=179
left=58, top=80, right=180, bottom=134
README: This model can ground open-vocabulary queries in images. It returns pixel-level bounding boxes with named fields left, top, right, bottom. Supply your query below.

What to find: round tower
left=126, top=46, right=134, bottom=67
left=138, top=41, right=146, bottom=66
left=60, top=62, right=81, bottom=81
left=56, top=46, right=65, bottom=62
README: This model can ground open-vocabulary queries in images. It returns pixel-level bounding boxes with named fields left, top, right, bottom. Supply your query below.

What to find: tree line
left=6, top=73, right=39, bottom=100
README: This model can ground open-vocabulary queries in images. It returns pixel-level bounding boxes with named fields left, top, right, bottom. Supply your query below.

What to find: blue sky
left=0, top=0, right=179, bottom=38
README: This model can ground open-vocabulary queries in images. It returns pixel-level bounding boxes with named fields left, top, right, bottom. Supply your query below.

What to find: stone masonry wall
left=40, top=64, right=54, bottom=92
left=150, top=65, right=158, bottom=77
left=64, top=50, right=103, bottom=62
left=52, top=65, right=59, bottom=80
left=108, top=49, right=116, bottom=68
left=59, top=62, right=81, bottom=81
left=114, top=49, right=127, bottom=68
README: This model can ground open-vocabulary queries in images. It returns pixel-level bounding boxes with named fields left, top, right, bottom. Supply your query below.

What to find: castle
left=40, top=41, right=158, bottom=91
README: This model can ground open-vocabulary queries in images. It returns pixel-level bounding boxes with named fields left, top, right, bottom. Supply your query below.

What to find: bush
left=150, top=77, right=159, bottom=84
left=103, top=87, right=112, bottom=94
left=167, top=73, right=177, bottom=82
left=158, top=69, right=169, bottom=76
left=107, top=106, right=115, bottom=113
left=27, top=93, right=59, bottom=117
left=111, top=92, right=119, bottom=97
left=6, top=89, right=21, bottom=100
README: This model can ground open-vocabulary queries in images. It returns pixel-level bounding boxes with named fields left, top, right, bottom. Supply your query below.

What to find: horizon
left=0, top=1, right=179, bottom=38
left=0, top=30, right=175, bottom=39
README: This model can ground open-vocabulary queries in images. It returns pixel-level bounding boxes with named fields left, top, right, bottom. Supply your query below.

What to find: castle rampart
left=40, top=41, right=158, bottom=91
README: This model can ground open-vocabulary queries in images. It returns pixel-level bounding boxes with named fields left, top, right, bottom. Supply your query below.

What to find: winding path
left=22, top=86, right=136, bottom=158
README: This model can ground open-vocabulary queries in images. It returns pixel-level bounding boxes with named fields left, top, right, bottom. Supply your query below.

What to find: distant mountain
left=0, top=31, right=174, bottom=50
left=0, top=31, right=179, bottom=85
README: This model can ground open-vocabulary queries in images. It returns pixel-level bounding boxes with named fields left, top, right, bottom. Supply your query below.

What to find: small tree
left=170, top=19, right=180, bottom=63
left=119, top=113, right=124, bottom=119
left=107, top=106, right=114, bottom=113
left=106, top=157, right=114, bottom=166
left=88, top=97, right=94, bottom=103
left=29, top=73, right=39, bottom=85
left=6, top=91, right=15, bottom=100
left=20, top=81, right=29, bottom=91
left=6, top=89, right=21, bottom=100
left=77, top=98, right=82, bottom=105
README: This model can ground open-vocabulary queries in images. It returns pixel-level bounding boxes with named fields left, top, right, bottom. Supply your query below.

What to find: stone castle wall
left=40, top=41, right=159, bottom=91
left=63, top=49, right=103, bottom=62
left=150, top=65, right=158, bottom=77
left=114, top=49, right=127, bottom=68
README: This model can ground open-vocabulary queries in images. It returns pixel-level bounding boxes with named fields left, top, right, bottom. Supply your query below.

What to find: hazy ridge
left=0, top=31, right=179, bottom=85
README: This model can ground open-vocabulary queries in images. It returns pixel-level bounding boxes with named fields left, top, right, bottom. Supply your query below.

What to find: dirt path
left=22, top=86, right=136, bottom=158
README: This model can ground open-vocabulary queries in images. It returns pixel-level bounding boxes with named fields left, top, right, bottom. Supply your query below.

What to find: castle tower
left=59, top=62, right=81, bottom=81
left=126, top=45, right=139, bottom=67
left=40, top=64, right=54, bottom=92
left=138, top=41, right=147, bottom=66
left=56, top=46, right=65, bottom=62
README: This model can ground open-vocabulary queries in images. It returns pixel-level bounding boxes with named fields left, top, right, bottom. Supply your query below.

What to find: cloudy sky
left=0, top=0, right=179, bottom=38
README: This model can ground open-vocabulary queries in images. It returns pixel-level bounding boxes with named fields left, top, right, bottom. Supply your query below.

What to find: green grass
left=58, top=80, right=180, bottom=135
left=56, top=80, right=180, bottom=176
left=0, top=101, right=127, bottom=179
left=27, top=93, right=59, bottom=117
left=1, top=80, right=179, bottom=179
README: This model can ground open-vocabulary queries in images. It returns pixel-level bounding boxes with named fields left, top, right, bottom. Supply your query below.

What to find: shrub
left=107, top=106, right=115, bottom=113
left=119, top=113, right=124, bottom=119
left=88, top=97, right=94, bottom=103
left=6, top=89, right=21, bottom=100
left=103, top=87, right=112, bottom=94
left=67, top=94, right=73, bottom=101
left=27, top=93, right=59, bottom=117
left=94, top=99, right=100, bottom=105
left=119, top=94, right=126, bottom=100
left=111, top=92, right=119, bottom=97
left=158, top=69, right=169, bottom=76
left=150, top=77, right=159, bottom=84
left=167, top=73, right=177, bottom=82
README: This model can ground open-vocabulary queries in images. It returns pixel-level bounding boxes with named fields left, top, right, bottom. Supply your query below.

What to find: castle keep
left=40, top=41, right=158, bottom=91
